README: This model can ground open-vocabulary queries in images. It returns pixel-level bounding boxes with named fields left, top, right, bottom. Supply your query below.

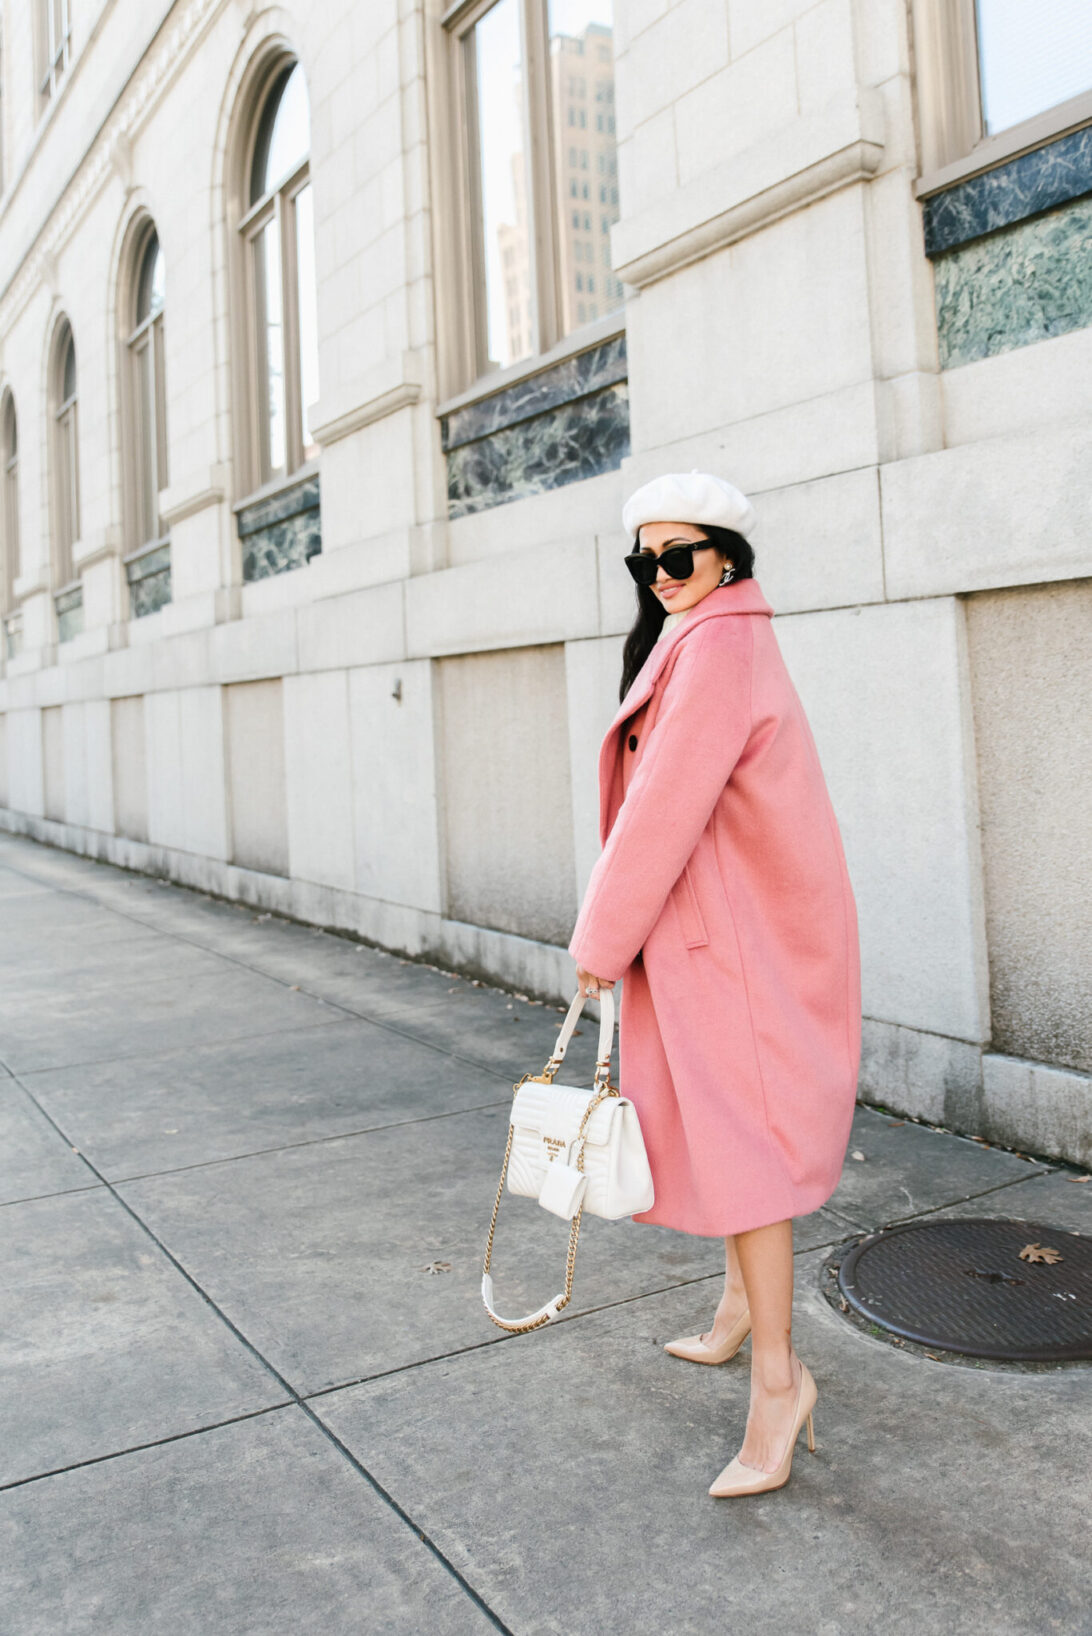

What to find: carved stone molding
left=611, top=91, right=886, bottom=291
left=311, top=383, right=423, bottom=447
left=159, top=463, right=230, bottom=527
left=0, top=0, right=223, bottom=338
left=309, top=353, right=428, bottom=447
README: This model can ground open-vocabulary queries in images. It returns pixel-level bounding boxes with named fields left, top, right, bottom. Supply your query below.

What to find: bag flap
left=511, top=1081, right=619, bottom=1145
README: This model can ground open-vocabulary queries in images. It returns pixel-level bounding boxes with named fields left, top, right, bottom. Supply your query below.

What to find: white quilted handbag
left=481, top=987, right=655, bottom=1333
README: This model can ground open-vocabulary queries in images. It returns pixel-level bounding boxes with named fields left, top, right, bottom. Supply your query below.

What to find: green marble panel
left=55, top=585, right=84, bottom=644
left=935, top=197, right=1092, bottom=369
left=126, top=543, right=172, bottom=618
left=446, top=381, right=630, bottom=519
left=238, top=476, right=322, bottom=583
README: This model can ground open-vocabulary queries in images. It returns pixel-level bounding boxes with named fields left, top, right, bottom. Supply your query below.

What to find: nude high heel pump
left=708, top=1360, right=817, bottom=1497
left=664, top=1306, right=751, bottom=1364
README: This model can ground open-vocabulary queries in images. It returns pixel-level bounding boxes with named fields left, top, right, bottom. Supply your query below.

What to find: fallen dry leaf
left=1018, top=1242, right=1063, bottom=1265
left=422, top=1260, right=452, bottom=1274
left=1066, top=1174, right=1090, bottom=1184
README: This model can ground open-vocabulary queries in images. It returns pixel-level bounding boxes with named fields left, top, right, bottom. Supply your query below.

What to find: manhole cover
left=837, top=1218, right=1092, bottom=1362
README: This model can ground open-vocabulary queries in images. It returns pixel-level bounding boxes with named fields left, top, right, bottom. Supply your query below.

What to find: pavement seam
left=102, top=1097, right=515, bottom=1186
left=0, top=847, right=574, bottom=1088
left=0, top=1096, right=515, bottom=1205
left=844, top=1166, right=1056, bottom=1229
left=288, top=1175, right=1070, bottom=1402
left=3, top=1068, right=516, bottom=1635
left=298, top=1244, right=858, bottom=1401
left=0, top=1016, right=351, bottom=1079
left=0, top=1403, right=292, bottom=1492
left=0, top=1182, right=105, bottom=1210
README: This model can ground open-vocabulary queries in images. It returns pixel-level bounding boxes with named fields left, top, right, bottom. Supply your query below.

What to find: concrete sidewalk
left=0, top=830, right=1088, bottom=1636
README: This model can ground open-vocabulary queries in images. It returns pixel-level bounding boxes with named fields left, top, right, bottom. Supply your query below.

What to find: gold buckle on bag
left=512, top=1068, right=556, bottom=1097
left=593, top=1061, right=619, bottom=1097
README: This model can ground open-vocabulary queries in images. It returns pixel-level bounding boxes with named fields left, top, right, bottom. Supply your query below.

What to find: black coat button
left=628, top=734, right=638, bottom=751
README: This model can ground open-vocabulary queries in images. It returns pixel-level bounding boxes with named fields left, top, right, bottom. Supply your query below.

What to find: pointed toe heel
left=663, top=1308, right=751, bottom=1365
left=708, top=1362, right=818, bottom=1497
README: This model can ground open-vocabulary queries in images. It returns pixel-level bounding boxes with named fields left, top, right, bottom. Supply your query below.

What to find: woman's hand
left=575, top=963, right=615, bottom=1000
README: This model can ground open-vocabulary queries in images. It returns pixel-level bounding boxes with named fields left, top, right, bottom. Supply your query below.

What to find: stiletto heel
left=663, top=1306, right=751, bottom=1364
left=708, top=1361, right=818, bottom=1497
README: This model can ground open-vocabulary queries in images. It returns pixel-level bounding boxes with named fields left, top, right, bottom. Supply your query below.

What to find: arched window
left=50, top=319, right=79, bottom=586
left=239, top=61, right=319, bottom=486
left=2, top=392, right=18, bottom=607
left=124, top=225, right=168, bottom=550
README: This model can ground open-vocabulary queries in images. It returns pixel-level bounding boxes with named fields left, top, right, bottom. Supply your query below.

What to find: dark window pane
left=61, top=330, right=76, bottom=402
left=136, top=232, right=165, bottom=323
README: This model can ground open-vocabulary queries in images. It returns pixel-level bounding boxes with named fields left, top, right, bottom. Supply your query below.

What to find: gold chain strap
left=481, top=1055, right=618, bottom=1334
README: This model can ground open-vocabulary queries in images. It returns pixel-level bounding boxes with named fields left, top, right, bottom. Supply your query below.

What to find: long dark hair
left=618, top=525, right=756, bottom=702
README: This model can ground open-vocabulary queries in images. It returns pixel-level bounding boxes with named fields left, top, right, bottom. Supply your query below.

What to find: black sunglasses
left=623, top=540, right=717, bottom=586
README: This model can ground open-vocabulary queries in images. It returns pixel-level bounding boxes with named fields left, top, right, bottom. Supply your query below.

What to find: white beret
left=622, top=470, right=757, bottom=541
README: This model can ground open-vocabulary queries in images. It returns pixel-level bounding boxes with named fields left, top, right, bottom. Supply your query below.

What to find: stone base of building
left=860, top=1017, right=1090, bottom=1169
left=3, top=809, right=1088, bottom=1172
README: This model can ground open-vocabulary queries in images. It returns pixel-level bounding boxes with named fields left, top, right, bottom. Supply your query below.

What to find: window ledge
left=610, top=89, right=884, bottom=290
left=915, top=89, right=1092, bottom=199
left=920, top=120, right=1092, bottom=257
left=160, top=466, right=229, bottom=528
left=73, top=528, right=121, bottom=572
left=232, top=460, right=320, bottom=517
left=12, top=571, right=47, bottom=600
left=124, top=536, right=171, bottom=566
left=310, top=358, right=423, bottom=447
left=437, top=312, right=625, bottom=421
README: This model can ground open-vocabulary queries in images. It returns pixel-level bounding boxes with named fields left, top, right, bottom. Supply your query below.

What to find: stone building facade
left=0, top=0, right=1089, bottom=1163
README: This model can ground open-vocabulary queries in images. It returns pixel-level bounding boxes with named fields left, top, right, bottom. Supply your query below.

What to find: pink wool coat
left=567, top=577, right=861, bottom=1236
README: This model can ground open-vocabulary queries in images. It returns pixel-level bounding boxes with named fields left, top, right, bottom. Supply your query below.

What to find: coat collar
left=605, top=577, right=773, bottom=737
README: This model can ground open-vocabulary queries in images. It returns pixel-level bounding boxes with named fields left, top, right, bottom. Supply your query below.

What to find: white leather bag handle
left=543, top=986, right=615, bottom=1085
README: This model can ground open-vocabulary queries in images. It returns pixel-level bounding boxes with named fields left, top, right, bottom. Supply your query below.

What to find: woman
left=568, top=471, right=861, bottom=1498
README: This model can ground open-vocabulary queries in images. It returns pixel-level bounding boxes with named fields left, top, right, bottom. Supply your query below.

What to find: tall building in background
left=497, top=20, right=622, bottom=367
left=548, top=21, right=622, bottom=338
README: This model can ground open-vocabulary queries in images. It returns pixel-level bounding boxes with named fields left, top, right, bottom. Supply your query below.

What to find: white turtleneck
left=655, top=576, right=736, bottom=642
left=654, top=609, right=687, bottom=644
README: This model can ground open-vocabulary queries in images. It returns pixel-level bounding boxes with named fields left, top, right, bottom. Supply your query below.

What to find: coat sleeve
left=568, top=617, right=755, bottom=981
